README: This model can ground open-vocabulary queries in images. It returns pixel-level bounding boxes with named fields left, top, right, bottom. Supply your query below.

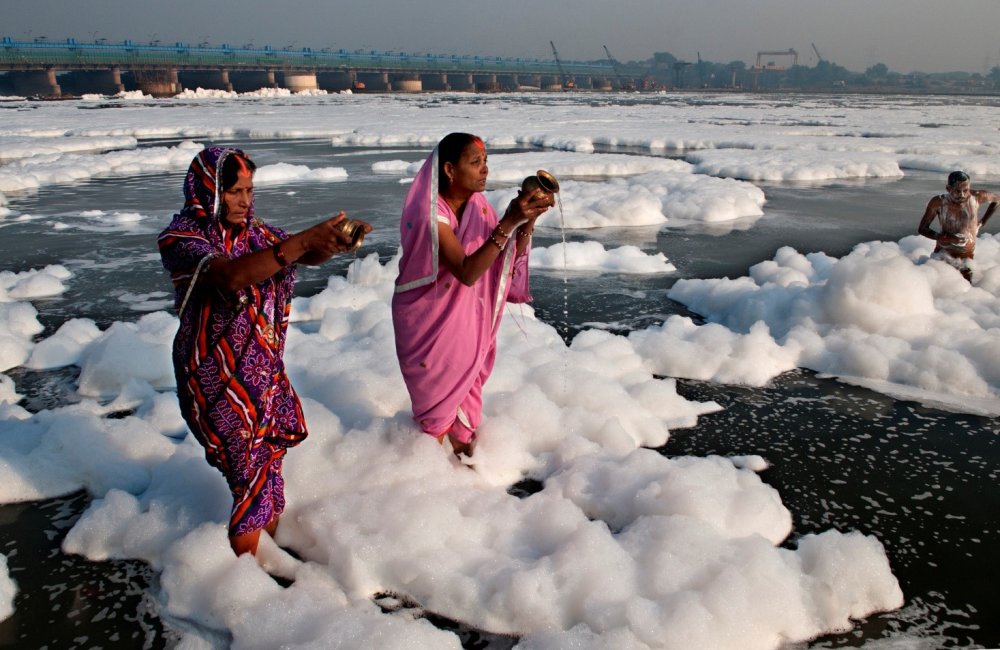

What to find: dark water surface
left=0, top=132, right=997, bottom=648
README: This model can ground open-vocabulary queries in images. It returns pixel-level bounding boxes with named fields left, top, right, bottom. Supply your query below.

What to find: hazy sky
left=5, top=0, right=1000, bottom=74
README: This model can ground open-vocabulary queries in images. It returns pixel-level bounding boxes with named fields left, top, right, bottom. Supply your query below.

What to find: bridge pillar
left=347, top=70, right=363, bottom=92
left=356, top=72, right=390, bottom=92
left=179, top=69, right=233, bottom=92
left=316, top=70, right=353, bottom=92
left=60, top=67, right=125, bottom=96
left=420, top=73, right=449, bottom=91
left=391, top=73, right=422, bottom=92
left=230, top=70, right=276, bottom=93
left=9, top=69, right=61, bottom=97
left=496, top=74, right=518, bottom=91
left=516, top=74, right=541, bottom=91
left=593, top=77, right=613, bottom=91
left=279, top=71, right=319, bottom=92
left=128, top=68, right=179, bottom=96
left=473, top=73, right=498, bottom=92
left=446, top=73, right=474, bottom=91
left=541, top=75, right=563, bottom=91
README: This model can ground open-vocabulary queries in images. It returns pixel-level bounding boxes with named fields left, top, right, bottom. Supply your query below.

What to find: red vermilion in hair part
left=233, top=154, right=251, bottom=176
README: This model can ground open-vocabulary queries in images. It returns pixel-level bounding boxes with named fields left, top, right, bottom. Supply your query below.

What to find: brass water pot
left=521, top=169, right=560, bottom=206
left=335, top=218, right=366, bottom=251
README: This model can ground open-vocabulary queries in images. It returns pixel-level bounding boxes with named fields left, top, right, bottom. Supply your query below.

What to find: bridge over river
left=0, top=37, right=634, bottom=96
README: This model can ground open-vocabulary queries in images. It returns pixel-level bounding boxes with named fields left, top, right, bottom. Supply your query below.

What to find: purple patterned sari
left=158, top=146, right=307, bottom=537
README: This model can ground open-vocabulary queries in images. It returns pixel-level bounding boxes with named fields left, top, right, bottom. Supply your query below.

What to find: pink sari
left=392, top=147, right=531, bottom=443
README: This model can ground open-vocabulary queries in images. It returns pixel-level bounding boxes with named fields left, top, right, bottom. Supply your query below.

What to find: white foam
left=0, top=554, right=15, bottom=623
left=899, top=155, right=1000, bottom=178
left=254, top=162, right=348, bottom=185
left=664, top=235, right=1000, bottom=413
left=0, top=135, right=138, bottom=163
left=55, top=209, right=152, bottom=233
left=630, top=317, right=799, bottom=386
left=687, top=149, right=904, bottom=182
left=0, top=374, right=21, bottom=405
left=115, top=90, right=152, bottom=101
left=0, top=141, right=202, bottom=193
left=372, top=160, right=416, bottom=174
left=1, top=253, right=903, bottom=648
left=0, top=375, right=29, bottom=422
left=530, top=241, right=676, bottom=274
left=0, top=301, right=43, bottom=372
left=534, top=171, right=764, bottom=228
left=26, top=318, right=102, bottom=370
left=485, top=151, right=692, bottom=184
left=0, top=264, right=72, bottom=301
left=174, top=88, right=239, bottom=100
left=76, top=311, right=178, bottom=396
left=0, top=264, right=64, bottom=372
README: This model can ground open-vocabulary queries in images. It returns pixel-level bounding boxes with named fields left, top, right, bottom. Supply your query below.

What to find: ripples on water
left=0, top=491, right=171, bottom=648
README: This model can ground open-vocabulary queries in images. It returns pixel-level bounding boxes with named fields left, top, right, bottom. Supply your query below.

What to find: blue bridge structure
left=0, top=37, right=636, bottom=96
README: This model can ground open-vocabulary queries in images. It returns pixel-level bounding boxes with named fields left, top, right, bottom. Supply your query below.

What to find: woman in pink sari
left=392, top=133, right=551, bottom=456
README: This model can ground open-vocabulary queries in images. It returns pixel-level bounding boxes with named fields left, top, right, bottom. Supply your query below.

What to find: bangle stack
left=489, top=226, right=510, bottom=250
left=518, top=227, right=533, bottom=239
left=272, top=243, right=289, bottom=266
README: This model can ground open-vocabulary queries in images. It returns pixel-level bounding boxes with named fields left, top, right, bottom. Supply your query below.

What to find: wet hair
left=948, top=170, right=970, bottom=187
left=220, top=151, right=257, bottom=191
left=437, top=132, right=484, bottom=192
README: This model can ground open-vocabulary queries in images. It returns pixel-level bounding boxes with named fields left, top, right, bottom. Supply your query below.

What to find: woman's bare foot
left=448, top=432, right=475, bottom=458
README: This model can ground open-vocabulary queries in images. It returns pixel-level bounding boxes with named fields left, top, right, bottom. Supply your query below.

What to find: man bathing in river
left=918, top=170, right=1000, bottom=282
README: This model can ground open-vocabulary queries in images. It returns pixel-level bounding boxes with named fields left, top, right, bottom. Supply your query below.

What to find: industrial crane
left=812, top=43, right=824, bottom=64
left=673, top=60, right=692, bottom=88
left=603, top=45, right=633, bottom=91
left=755, top=49, right=798, bottom=69
left=549, top=40, right=575, bottom=90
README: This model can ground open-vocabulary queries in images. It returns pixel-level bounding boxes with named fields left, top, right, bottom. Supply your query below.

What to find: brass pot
left=335, top=218, right=366, bottom=251
left=521, top=169, right=560, bottom=206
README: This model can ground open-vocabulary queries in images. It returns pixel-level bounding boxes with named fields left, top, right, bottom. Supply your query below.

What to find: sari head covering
left=158, top=146, right=307, bottom=538
left=391, top=135, right=531, bottom=443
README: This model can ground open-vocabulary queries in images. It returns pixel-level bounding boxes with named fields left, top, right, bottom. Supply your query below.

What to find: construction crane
left=603, top=45, right=633, bottom=91
left=549, top=40, right=575, bottom=90
left=812, top=43, right=824, bottom=64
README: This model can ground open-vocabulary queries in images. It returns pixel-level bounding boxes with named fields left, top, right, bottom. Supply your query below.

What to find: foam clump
left=0, top=554, right=16, bottom=622
left=664, top=236, right=1000, bottom=413
left=0, top=252, right=904, bottom=648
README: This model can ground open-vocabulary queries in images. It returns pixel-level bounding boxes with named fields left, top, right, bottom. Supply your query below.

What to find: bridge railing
left=0, top=37, right=615, bottom=76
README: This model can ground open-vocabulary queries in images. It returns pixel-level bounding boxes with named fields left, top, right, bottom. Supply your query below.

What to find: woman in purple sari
left=392, top=133, right=551, bottom=457
left=158, top=146, right=370, bottom=556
